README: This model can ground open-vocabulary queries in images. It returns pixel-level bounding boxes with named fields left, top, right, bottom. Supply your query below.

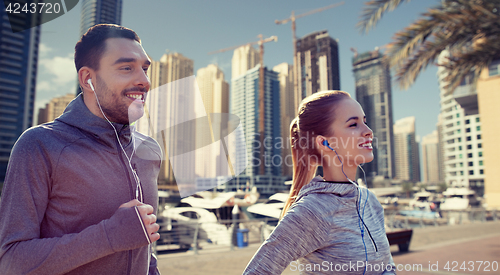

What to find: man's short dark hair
left=74, top=24, right=141, bottom=72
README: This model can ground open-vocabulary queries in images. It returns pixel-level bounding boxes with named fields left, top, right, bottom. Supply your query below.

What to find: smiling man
left=0, top=24, right=162, bottom=274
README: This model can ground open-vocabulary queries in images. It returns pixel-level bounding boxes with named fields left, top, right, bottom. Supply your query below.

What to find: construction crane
left=275, top=1, right=345, bottom=109
left=209, top=35, right=278, bottom=175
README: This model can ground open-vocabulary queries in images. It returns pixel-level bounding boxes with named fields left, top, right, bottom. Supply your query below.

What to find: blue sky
left=37, top=0, right=442, bottom=141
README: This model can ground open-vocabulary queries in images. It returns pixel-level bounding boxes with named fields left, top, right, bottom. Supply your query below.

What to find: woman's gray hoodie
left=243, top=176, right=396, bottom=274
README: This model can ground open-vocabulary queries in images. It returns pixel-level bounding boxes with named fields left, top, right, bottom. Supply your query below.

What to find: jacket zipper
left=116, top=137, right=136, bottom=275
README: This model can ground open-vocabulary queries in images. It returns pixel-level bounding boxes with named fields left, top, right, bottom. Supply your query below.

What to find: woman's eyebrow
left=345, top=116, right=358, bottom=123
left=345, top=116, right=367, bottom=123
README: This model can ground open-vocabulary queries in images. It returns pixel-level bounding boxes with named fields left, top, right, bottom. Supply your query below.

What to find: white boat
left=160, top=207, right=232, bottom=246
left=180, top=187, right=260, bottom=209
left=246, top=193, right=289, bottom=238
left=440, top=187, right=480, bottom=210
left=409, top=190, right=436, bottom=210
left=246, top=193, right=289, bottom=220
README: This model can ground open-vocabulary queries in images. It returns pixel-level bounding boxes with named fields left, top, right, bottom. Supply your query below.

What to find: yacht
left=246, top=193, right=289, bottom=220
left=159, top=207, right=231, bottom=246
left=246, top=193, right=289, bottom=238
left=440, top=187, right=480, bottom=210
left=409, top=190, right=437, bottom=210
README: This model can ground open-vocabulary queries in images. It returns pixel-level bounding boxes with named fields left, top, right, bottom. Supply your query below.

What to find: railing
left=154, top=218, right=279, bottom=254
left=154, top=208, right=499, bottom=254
left=384, top=208, right=499, bottom=230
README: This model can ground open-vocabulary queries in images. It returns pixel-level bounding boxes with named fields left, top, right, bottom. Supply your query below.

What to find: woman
left=243, top=91, right=396, bottom=274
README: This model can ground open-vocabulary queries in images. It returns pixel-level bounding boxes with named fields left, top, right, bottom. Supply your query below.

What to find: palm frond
left=443, top=36, right=500, bottom=94
left=357, top=0, right=412, bottom=34
left=385, top=0, right=500, bottom=94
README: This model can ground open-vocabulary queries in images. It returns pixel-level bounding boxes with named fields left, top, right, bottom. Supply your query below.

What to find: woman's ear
left=316, top=135, right=329, bottom=153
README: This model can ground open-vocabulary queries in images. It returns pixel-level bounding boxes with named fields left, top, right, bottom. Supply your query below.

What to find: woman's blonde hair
left=281, top=90, right=351, bottom=217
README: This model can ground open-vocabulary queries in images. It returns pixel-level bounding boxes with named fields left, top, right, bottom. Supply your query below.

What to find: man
left=0, top=24, right=162, bottom=274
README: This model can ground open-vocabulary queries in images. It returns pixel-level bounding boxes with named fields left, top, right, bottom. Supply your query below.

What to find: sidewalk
left=156, top=221, right=500, bottom=274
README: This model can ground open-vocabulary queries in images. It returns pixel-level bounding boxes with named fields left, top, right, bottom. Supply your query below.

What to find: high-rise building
left=438, top=50, right=484, bottom=195
left=393, top=117, right=420, bottom=183
left=37, top=94, right=75, bottom=124
left=296, top=30, right=340, bottom=100
left=137, top=52, right=194, bottom=189
left=79, top=0, right=123, bottom=37
left=0, top=6, right=41, bottom=183
left=436, top=114, right=446, bottom=182
left=227, top=64, right=287, bottom=196
left=421, top=130, right=440, bottom=184
left=195, top=64, right=229, bottom=178
left=231, top=45, right=259, bottom=80
left=475, top=59, right=499, bottom=207
left=231, top=64, right=280, bottom=177
left=352, top=50, right=395, bottom=184
left=273, top=63, right=295, bottom=178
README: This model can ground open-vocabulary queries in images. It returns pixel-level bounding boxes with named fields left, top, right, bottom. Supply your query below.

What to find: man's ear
left=78, top=67, right=94, bottom=92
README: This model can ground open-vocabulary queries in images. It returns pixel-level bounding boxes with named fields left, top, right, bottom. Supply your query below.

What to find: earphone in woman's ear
left=87, top=79, right=95, bottom=92
left=322, top=140, right=336, bottom=152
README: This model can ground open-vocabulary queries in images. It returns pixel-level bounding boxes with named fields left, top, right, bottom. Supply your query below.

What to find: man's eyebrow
left=112, top=58, right=151, bottom=66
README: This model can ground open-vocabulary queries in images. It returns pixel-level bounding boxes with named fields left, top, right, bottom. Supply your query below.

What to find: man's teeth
left=128, top=94, right=142, bottom=100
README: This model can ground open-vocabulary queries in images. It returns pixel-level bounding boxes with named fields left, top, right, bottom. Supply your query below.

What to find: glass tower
left=80, top=0, right=123, bottom=37
left=296, top=30, right=340, bottom=100
left=0, top=5, right=41, bottom=183
left=352, top=50, right=395, bottom=184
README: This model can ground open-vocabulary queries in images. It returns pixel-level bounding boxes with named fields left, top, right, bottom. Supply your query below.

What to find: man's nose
left=135, top=69, right=150, bottom=91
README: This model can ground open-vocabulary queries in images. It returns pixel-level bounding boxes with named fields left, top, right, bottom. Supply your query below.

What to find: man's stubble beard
left=95, top=75, right=143, bottom=125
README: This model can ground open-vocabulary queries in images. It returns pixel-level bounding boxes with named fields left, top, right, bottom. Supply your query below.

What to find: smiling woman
left=243, top=90, right=396, bottom=275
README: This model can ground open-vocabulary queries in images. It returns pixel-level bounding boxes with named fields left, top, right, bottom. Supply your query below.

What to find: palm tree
left=401, top=181, right=414, bottom=198
left=358, top=0, right=500, bottom=95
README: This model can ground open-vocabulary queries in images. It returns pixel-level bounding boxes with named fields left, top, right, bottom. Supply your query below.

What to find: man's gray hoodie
left=0, top=95, right=161, bottom=274
left=243, top=176, right=396, bottom=274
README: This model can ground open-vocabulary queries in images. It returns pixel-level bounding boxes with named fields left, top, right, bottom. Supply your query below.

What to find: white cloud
left=39, top=43, right=52, bottom=57
left=39, top=53, right=76, bottom=86
left=36, top=81, right=51, bottom=92
left=35, top=53, right=77, bottom=117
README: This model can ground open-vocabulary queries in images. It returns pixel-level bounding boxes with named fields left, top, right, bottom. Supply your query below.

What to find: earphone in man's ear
left=322, top=140, right=336, bottom=152
left=87, top=79, right=95, bottom=92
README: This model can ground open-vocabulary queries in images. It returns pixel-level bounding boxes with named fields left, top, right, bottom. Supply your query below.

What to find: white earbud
left=87, top=79, right=95, bottom=92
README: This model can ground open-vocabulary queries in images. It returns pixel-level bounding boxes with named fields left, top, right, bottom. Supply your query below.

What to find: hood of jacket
left=296, top=176, right=358, bottom=202
left=57, top=94, right=134, bottom=151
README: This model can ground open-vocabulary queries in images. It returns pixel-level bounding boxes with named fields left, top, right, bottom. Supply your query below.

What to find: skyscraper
left=421, top=130, right=440, bottom=184
left=393, top=117, right=420, bottom=183
left=227, top=64, right=287, bottom=196
left=0, top=6, right=41, bottom=183
left=273, top=63, right=295, bottom=178
left=80, top=0, right=123, bottom=36
left=352, top=50, right=395, bottom=183
left=137, top=52, right=194, bottom=189
left=296, top=30, right=340, bottom=100
left=231, top=45, right=259, bottom=80
left=436, top=114, right=446, bottom=182
left=37, top=94, right=75, bottom=125
left=195, top=64, right=229, bottom=178
left=231, top=64, right=281, bottom=177
left=438, top=50, right=484, bottom=195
